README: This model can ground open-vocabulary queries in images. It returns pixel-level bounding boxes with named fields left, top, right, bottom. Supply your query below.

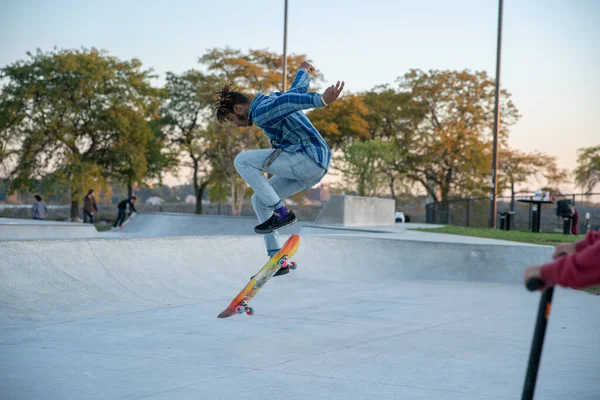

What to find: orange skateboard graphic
left=217, top=234, right=300, bottom=318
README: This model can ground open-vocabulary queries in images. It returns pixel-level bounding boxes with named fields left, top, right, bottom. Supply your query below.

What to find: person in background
left=31, top=194, right=48, bottom=220
left=524, top=230, right=600, bottom=290
left=83, top=189, right=98, bottom=224
left=113, top=196, right=137, bottom=228
left=571, top=209, right=579, bottom=235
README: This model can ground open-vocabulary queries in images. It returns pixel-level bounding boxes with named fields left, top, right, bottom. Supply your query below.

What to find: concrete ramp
left=0, top=234, right=554, bottom=322
left=0, top=236, right=264, bottom=321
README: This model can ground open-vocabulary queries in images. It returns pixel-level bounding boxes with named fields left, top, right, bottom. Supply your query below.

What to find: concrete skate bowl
left=0, top=234, right=552, bottom=323
left=4, top=234, right=596, bottom=400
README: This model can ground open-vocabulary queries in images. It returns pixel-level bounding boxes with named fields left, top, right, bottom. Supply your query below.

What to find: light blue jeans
left=234, top=149, right=326, bottom=256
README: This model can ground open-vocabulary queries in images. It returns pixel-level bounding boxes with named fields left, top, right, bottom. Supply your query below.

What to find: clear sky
left=1, top=0, right=598, bottom=190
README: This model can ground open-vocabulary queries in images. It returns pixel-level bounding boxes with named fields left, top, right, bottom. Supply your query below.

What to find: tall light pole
left=282, top=0, right=289, bottom=91
left=489, top=0, right=504, bottom=228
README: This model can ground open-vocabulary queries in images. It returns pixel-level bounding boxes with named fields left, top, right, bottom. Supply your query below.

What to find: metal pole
left=466, top=198, right=471, bottom=227
left=521, top=286, right=554, bottom=400
left=282, top=0, right=289, bottom=91
left=489, top=0, right=504, bottom=228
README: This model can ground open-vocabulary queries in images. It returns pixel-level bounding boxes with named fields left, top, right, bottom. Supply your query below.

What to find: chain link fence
left=425, top=193, right=600, bottom=233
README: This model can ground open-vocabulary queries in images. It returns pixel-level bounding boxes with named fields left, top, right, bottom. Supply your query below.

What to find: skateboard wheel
left=278, top=258, right=288, bottom=268
left=235, top=306, right=244, bottom=314
left=246, top=307, right=254, bottom=316
left=289, top=261, right=297, bottom=270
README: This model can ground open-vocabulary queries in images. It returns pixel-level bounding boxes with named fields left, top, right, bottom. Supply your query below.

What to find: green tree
left=336, top=139, right=395, bottom=196
left=0, top=48, right=161, bottom=219
left=542, top=161, right=570, bottom=196
left=98, top=106, right=152, bottom=198
left=362, top=86, right=420, bottom=203
left=497, top=148, right=549, bottom=210
left=308, top=94, right=371, bottom=149
left=144, top=117, right=180, bottom=187
left=162, top=69, right=215, bottom=213
left=574, top=145, right=600, bottom=193
left=396, top=69, right=520, bottom=202
left=200, top=47, right=323, bottom=93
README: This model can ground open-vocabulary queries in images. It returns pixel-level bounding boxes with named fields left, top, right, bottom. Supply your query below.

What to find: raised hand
left=553, top=242, right=576, bottom=259
left=299, top=61, right=315, bottom=73
left=322, top=81, right=345, bottom=105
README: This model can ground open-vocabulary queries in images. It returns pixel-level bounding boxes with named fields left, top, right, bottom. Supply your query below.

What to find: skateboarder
left=213, top=62, right=344, bottom=268
left=524, top=230, right=600, bottom=289
left=113, top=196, right=137, bottom=228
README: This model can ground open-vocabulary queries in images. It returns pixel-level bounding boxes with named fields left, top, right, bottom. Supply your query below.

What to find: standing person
left=113, top=196, right=137, bottom=228
left=571, top=209, right=579, bottom=235
left=524, top=230, right=600, bottom=289
left=83, top=189, right=98, bottom=224
left=31, top=194, right=48, bottom=220
left=213, top=61, right=344, bottom=274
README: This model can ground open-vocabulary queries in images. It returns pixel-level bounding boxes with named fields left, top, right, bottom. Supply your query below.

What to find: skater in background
left=213, top=61, right=344, bottom=272
left=31, top=194, right=48, bottom=220
left=524, top=230, right=600, bottom=289
left=83, top=189, right=98, bottom=224
left=113, top=196, right=137, bottom=228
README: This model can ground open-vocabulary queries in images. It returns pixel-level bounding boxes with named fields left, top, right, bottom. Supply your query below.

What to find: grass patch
left=94, top=223, right=113, bottom=232
left=411, top=225, right=584, bottom=246
left=587, top=286, right=600, bottom=295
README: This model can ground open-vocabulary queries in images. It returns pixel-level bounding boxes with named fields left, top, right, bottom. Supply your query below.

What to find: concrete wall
left=0, top=222, right=99, bottom=239
left=314, top=195, right=395, bottom=226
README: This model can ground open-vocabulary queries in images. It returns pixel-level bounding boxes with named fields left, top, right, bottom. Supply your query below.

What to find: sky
left=1, top=0, right=599, bottom=191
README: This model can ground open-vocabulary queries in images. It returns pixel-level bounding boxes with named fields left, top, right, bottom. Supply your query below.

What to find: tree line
left=1, top=47, right=598, bottom=220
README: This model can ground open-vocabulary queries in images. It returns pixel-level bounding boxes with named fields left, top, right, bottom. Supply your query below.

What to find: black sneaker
left=254, top=210, right=297, bottom=234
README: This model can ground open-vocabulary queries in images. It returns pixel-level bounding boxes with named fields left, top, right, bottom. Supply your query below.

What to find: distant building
left=184, top=195, right=196, bottom=204
left=146, top=196, right=165, bottom=205
left=304, top=183, right=331, bottom=206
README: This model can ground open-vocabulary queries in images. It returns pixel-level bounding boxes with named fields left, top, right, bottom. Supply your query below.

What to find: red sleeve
left=575, top=230, right=600, bottom=252
left=540, top=239, right=600, bottom=289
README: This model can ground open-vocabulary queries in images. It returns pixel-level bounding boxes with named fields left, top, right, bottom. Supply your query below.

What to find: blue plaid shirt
left=248, top=69, right=331, bottom=171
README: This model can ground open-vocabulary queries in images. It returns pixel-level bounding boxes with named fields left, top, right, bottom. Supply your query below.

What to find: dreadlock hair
left=213, top=82, right=250, bottom=124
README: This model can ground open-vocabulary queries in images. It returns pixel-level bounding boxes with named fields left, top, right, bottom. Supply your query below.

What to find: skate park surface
left=1, top=214, right=599, bottom=400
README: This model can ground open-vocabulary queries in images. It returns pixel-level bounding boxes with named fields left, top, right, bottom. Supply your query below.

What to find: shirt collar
left=248, top=93, right=265, bottom=122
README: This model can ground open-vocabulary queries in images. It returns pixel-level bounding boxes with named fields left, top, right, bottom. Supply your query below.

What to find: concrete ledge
left=0, top=223, right=99, bottom=240
left=314, top=195, right=395, bottom=226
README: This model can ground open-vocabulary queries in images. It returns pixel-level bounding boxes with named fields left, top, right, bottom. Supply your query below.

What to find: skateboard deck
left=217, top=234, right=300, bottom=318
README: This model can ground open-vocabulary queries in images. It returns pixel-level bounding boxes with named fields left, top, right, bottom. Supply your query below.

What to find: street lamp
left=282, top=0, right=289, bottom=91
left=489, top=0, right=504, bottom=228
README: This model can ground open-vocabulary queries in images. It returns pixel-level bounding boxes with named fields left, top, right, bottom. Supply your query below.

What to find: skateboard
left=217, top=234, right=300, bottom=318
